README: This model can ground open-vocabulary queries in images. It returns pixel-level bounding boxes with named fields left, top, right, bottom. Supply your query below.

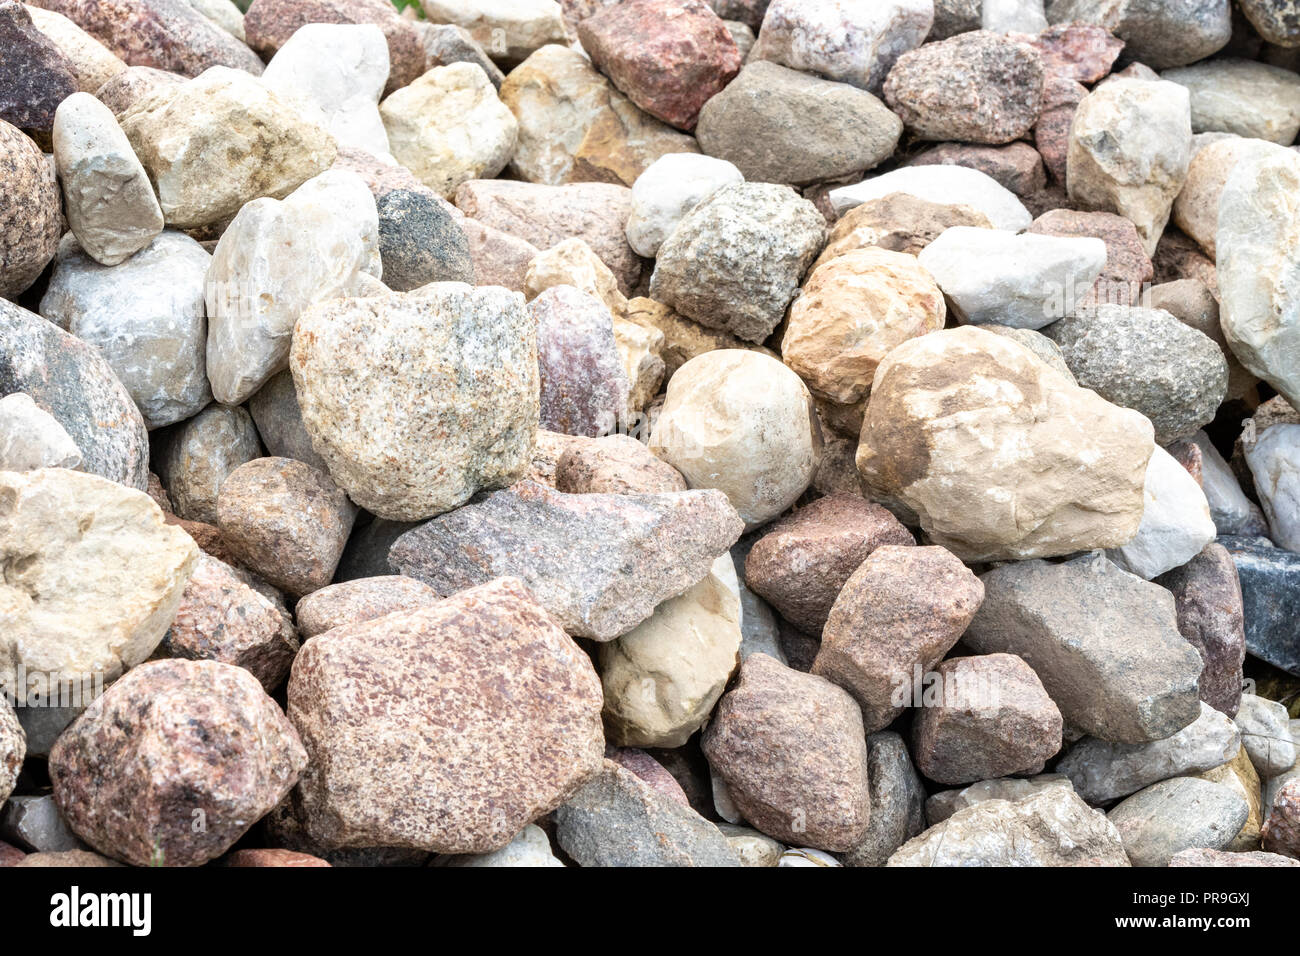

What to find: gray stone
left=926, top=775, right=1075, bottom=825
left=1235, top=694, right=1298, bottom=779
left=1223, top=538, right=1300, bottom=677
left=247, top=369, right=329, bottom=474
left=0, top=794, right=81, bottom=853
left=1046, top=0, right=1231, bottom=69
left=1246, top=424, right=1300, bottom=553
left=157, top=403, right=263, bottom=525
left=1163, top=58, right=1300, bottom=144
left=840, top=731, right=926, bottom=868
left=1108, top=777, right=1250, bottom=866
left=376, top=188, right=473, bottom=292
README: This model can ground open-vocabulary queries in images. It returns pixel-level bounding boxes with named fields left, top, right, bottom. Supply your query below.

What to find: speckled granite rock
left=294, top=576, right=440, bottom=639
left=530, top=285, right=627, bottom=438
left=157, top=403, right=263, bottom=524
left=0, top=120, right=62, bottom=297
left=555, top=434, right=687, bottom=495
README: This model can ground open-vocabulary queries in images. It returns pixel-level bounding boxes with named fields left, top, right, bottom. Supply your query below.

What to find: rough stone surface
left=420, top=0, right=568, bottom=66
left=926, top=775, right=1074, bottom=824
left=1171, top=847, right=1299, bottom=866
left=0, top=699, right=22, bottom=807
left=375, top=188, right=473, bottom=293
left=0, top=392, right=82, bottom=471
left=1237, top=0, right=1300, bottom=47
left=812, top=192, right=992, bottom=268
left=157, top=403, right=262, bottom=524
left=530, top=285, right=627, bottom=438
left=92, top=63, right=181, bottom=115
left=1026, top=208, right=1152, bottom=309
left=1104, top=445, right=1217, bottom=580
left=1224, top=538, right=1300, bottom=677
left=1023, top=21, right=1122, bottom=83
left=1163, top=59, right=1300, bottom=144
left=555, top=434, right=687, bottom=495
left=294, top=575, right=440, bottom=639
left=1262, top=777, right=1300, bottom=858
left=907, top=141, right=1047, bottom=198
left=1236, top=694, right=1298, bottom=779
left=25, top=5, right=126, bottom=96
left=1246, top=424, right=1300, bottom=553
left=828, top=164, right=1032, bottom=230
left=840, top=731, right=925, bottom=868
left=1045, top=0, right=1231, bottom=69
left=1108, top=776, right=1250, bottom=866
left=0, top=120, right=62, bottom=297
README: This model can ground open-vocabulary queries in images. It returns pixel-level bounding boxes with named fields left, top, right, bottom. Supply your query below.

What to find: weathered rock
left=421, top=0, right=568, bottom=66
left=0, top=119, right=62, bottom=297
left=828, top=164, right=1032, bottom=230
left=907, top=141, right=1047, bottom=198
left=287, top=578, right=605, bottom=853
left=92, top=63, right=181, bottom=115
left=1262, top=777, right=1300, bottom=858
left=1171, top=847, right=1299, bottom=866
left=0, top=2, right=75, bottom=133
left=294, top=575, right=439, bottom=639
left=812, top=193, right=992, bottom=269
left=622, top=296, right=770, bottom=380
left=1022, top=21, right=1122, bottom=83
left=1198, top=743, right=1263, bottom=851
left=157, top=403, right=262, bottom=524
left=1045, top=0, right=1231, bottom=69
left=555, top=434, right=686, bottom=495
left=1035, top=73, right=1085, bottom=184
left=0, top=392, right=81, bottom=471
left=840, top=732, right=925, bottom=867
left=1105, top=446, right=1217, bottom=579
left=437, top=824, right=562, bottom=867
left=225, top=848, right=330, bottom=867
left=1163, top=59, right=1300, bottom=144
left=530, top=285, right=627, bottom=438
left=1247, top=424, right=1300, bottom=553
left=374, top=188, right=473, bottom=293
left=0, top=699, right=22, bottom=807
left=25, top=5, right=125, bottom=95
left=612, top=318, right=665, bottom=417
left=1027, top=208, right=1153, bottom=309
left=1236, top=694, right=1298, bottom=778
left=415, top=21, right=502, bottom=88
left=1147, top=279, right=1255, bottom=400
left=246, top=370, right=327, bottom=474
left=1108, top=776, right=1249, bottom=866
left=0, top=795, right=82, bottom=852
left=623, top=154, right=741, bottom=259
left=1173, top=137, right=1277, bottom=261
left=1237, top=0, right=1300, bottom=48
left=1187, top=432, right=1268, bottom=537
left=717, top=823, right=783, bottom=866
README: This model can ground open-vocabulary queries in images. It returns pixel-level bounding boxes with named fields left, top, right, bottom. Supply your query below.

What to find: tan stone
left=810, top=191, right=993, bottom=272
left=25, top=4, right=125, bottom=94
left=613, top=317, right=665, bottom=417
left=623, top=297, right=774, bottom=381
left=1172, top=136, right=1275, bottom=259
left=524, top=237, right=627, bottom=314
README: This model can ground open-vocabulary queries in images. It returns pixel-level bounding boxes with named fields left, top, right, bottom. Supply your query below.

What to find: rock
left=439, top=824, right=563, bottom=867
left=1171, top=137, right=1270, bottom=260
left=884, top=30, right=1044, bottom=145
left=0, top=2, right=75, bottom=133
left=14, top=849, right=127, bottom=866
left=391, top=482, right=741, bottom=640
left=1108, top=777, right=1250, bottom=866
left=750, top=0, right=932, bottom=95
left=1027, top=208, right=1154, bottom=310
left=702, top=653, right=871, bottom=852
left=966, top=554, right=1206, bottom=744
left=421, top=0, right=568, bottom=66
left=1237, top=0, right=1300, bottom=47
left=916, top=226, right=1105, bottom=330
left=0, top=299, right=149, bottom=489
left=0, top=119, right=61, bottom=297
left=983, top=0, right=1048, bottom=30
left=600, top=553, right=741, bottom=747
left=290, top=284, right=538, bottom=521
left=188, top=0, right=244, bottom=41
left=982, top=326, right=1076, bottom=381
left=93, top=63, right=182, bottom=115
left=1247, top=424, right=1300, bottom=552
left=649, top=182, right=824, bottom=344
left=695, top=61, right=901, bottom=186
left=225, top=848, right=330, bottom=867
left=889, top=787, right=1130, bottom=866
left=744, top=495, right=913, bottom=636
left=1058, top=702, right=1242, bottom=803
left=555, top=434, right=687, bottom=495
left=415, top=22, right=503, bottom=88
left=373, top=189, right=473, bottom=293
left=1263, top=777, right=1300, bottom=857
left=624, top=154, right=740, bottom=259
left=556, top=760, right=740, bottom=866
left=530, top=285, right=627, bottom=438
left=907, top=141, right=1047, bottom=198
left=854, top=327, right=1154, bottom=562
left=1066, top=77, right=1192, bottom=257
left=812, top=192, right=992, bottom=269
left=1034, top=73, right=1085, bottom=185
left=1, top=795, right=81, bottom=851
left=622, top=296, right=769, bottom=380
left=25, top=5, right=126, bottom=95
left=120, top=67, right=337, bottom=230
left=287, top=578, right=605, bottom=853
left=1045, top=0, right=1230, bottom=69
left=157, top=403, right=262, bottom=524
left=1104, top=446, right=1216, bottom=579
left=455, top=179, right=640, bottom=293
left=926, top=775, right=1074, bottom=824
left=380, top=63, right=517, bottom=199
left=606, top=746, right=691, bottom=807
left=612, top=318, right=665, bottom=417
left=840, top=732, right=925, bottom=867
left=1023, top=21, right=1122, bottom=83
left=0, top=699, right=21, bottom=807
left=524, top=237, right=624, bottom=313
left=1163, top=59, right=1300, bottom=144
left=778, top=847, right=841, bottom=866
left=246, top=370, right=328, bottom=474
left=649, top=350, right=821, bottom=529
left=49, top=659, right=305, bottom=867
left=1224, top=538, right=1300, bottom=677
left=294, top=575, right=439, bottom=639
left=1198, top=744, right=1263, bottom=851
left=242, top=0, right=424, bottom=92
left=215, top=457, right=356, bottom=597
left=260, top=23, right=392, bottom=160
left=1146, top=279, right=1255, bottom=399
left=1188, top=432, right=1269, bottom=537
left=40, top=232, right=211, bottom=429
left=718, top=823, right=783, bottom=866
left=1152, top=223, right=1218, bottom=292
left=828, top=165, right=1032, bottom=230
left=1171, top=847, right=1299, bottom=866
left=1236, top=694, right=1298, bottom=778
left=0, top=392, right=81, bottom=470
left=499, top=44, right=697, bottom=189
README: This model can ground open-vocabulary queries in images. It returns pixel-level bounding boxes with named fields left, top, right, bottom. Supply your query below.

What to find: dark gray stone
left=841, top=731, right=926, bottom=867
left=376, top=188, right=473, bottom=293
left=1222, top=536, right=1300, bottom=677
left=0, top=1, right=77, bottom=132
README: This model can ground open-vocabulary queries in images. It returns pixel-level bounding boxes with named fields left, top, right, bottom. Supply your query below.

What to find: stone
left=157, top=403, right=262, bottom=524
left=1238, top=0, right=1300, bottom=47
left=1058, top=702, right=1242, bottom=803
left=884, top=30, right=1044, bottom=145
left=215, top=457, right=356, bottom=597
left=188, top=0, right=244, bottom=41
left=391, top=482, right=742, bottom=640
left=702, top=654, right=871, bottom=852
left=982, top=326, right=1076, bottom=381
left=0, top=299, right=149, bottom=489
left=1198, top=744, right=1263, bottom=851
left=0, top=392, right=82, bottom=471
left=889, top=787, right=1130, bottom=866
left=778, top=847, right=841, bottom=866
left=0, top=2, right=75, bottom=132
left=120, top=67, right=337, bottom=230
left=622, top=297, right=769, bottom=380
left=926, top=775, right=1074, bottom=824
left=1263, top=777, right=1300, bottom=857
left=1175, top=137, right=1283, bottom=261
left=1108, top=777, right=1250, bottom=866
left=25, top=5, right=126, bottom=95
left=260, top=23, right=392, bottom=160
left=14, top=849, right=127, bottom=866
left=917, top=226, right=1105, bottom=330
left=1026, top=208, right=1152, bottom=309
left=612, top=319, right=665, bottom=417
left=600, top=553, right=741, bottom=747
left=246, top=370, right=328, bottom=474
left=606, top=746, right=691, bottom=807
left=1171, top=847, right=1299, bottom=866
left=649, top=182, right=824, bottom=344
left=1035, top=73, right=1085, bottom=184
left=1163, top=59, right=1300, bottom=144
left=49, top=659, right=305, bottom=867
left=1104, top=446, right=1216, bottom=580
left=1147, top=280, right=1255, bottom=400
left=750, top=0, right=932, bottom=95
left=695, top=61, right=900, bottom=186
left=578, top=0, right=740, bottom=131
left=828, top=165, right=1033, bottom=230
left=206, top=170, right=380, bottom=406
left=1188, top=432, right=1268, bottom=537
left=376, top=189, right=473, bottom=293
left=243, top=0, right=424, bottom=92
left=1, top=795, right=81, bottom=851
left=225, top=849, right=330, bottom=867
left=31, top=0, right=264, bottom=76
left=983, top=0, right=1048, bottom=30
left=1066, top=77, right=1192, bottom=257
left=1247, top=424, right=1300, bottom=552
left=524, top=237, right=624, bottom=314
left=555, top=434, right=687, bottom=495
left=1152, top=224, right=1218, bottom=292
left=556, top=760, right=740, bottom=866
left=499, top=44, right=698, bottom=189
left=1236, top=694, right=1298, bottom=778
left=1045, top=0, right=1231, bottom=69
left=420, top=0, right=568, bottom=66
left=812, top=192, right=992, bottom=269
left=294, top=575, right=439, bottom=639
left=416, top=22, right=503, bottom=88
left=1022, top=21, right=1122, bottom=83
left=840, top=732, right=925, bottom=867
left=0, top=119, right=62, bottom=297
left=455, top=179, right=640, bottom=293
left=854, top=327, right=1154, bottom=562
left=649, top=350, right=822, bottom=529
left=718, top=823, right=783, bottom=866
left=439, top=824, right=562, bottom=867
left=907, top=141, right=1047, bottom=198
left=1224, top=538, right=1300, bottom=677
left=40, top=232, right=211, bottom=429
left=287, top=578, right=604, bottom=853
left=625, top=153, right=742, bottom=258
left=967, top=554, right=1206, bottom=744
left=0, top=699, right=21, bottom=807
left=380, top=63, right=517, bottom=199
left=290, top=284, right=538, bottom=522
left=165, top=553, right=298, bottom=691
left=93, top=64, right=182, bottom=115
left=51, top=92, right=161, bottom=266
left=744, top=495, right=914, bottom=636
left=530, top=285, right=627, bottom=438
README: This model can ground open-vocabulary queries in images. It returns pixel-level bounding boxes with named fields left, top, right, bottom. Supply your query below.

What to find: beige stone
left=1198, top=745, right=1264, bottom=851
left=420, top=0, right=567, bottom=65
left=25, top=4, right=125, bottom=94
left=810, top=191, right=993, bottom=273
left=524, top=237, right=626, bottom=314
left=1172, top=136, right=1275, bottom=259
left=623, top=297, right=774, bottom=382
left=613, top=318, right=665, bottom=418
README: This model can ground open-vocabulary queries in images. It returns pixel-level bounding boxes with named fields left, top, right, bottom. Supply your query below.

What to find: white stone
left=39, top=232, right=212, bottom=429
left=420, top=0, right=567, bottom=64
left=828, top=165, right=1032, bottom=230
left=440, top=824, right=564, bottom=867
left=983, top=0, right=1047, bottom=32
left=1245, top=424, right=1300, bottom=553
left=1106, top=445, right=1216, bottom=580
left=1188, top=430, right=1269, bottom=536
left=778, top=847, right=842, bottom=867
left=1162, top=58, right=1300, bottom=145
left=0, top=393, right=82, bottom=471
left=262, top=24, right=393, bottom=163
left=204, top=169, right=381, bottom=406
left=625, top=153, right=744, bottom=258
left=917, top=227, right=1106, bottom=330
left=52, top=92, right=163, bottom=267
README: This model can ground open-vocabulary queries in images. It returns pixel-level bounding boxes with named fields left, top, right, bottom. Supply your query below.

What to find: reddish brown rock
left=0, top=1, right=78, bottom=132
left=49, top=659, right=307, bottom=867
left=0, top=841, right=25, bottom=866
left=812, top=545, right=985, bottom=733
left=243, top=0, right=425, bottom=92
left=531, top=285, right=627, bottom=438
left=1027, top=208, right=1153, bottom=308
left=459, top=218, right=539, bottom=293
left=1263, top=777, right=1300, bottom=859
left=744, top=495, right=914, bottom=635
left=578, top=0, right=741, bottom=131
left=13, top=849, right=123, bottom=866
left=286, top=577, right=605, bottom=854
left=1034, top=73, right=1086, bottom=184
left=1166, top=437, right=1204, bottom=486
left=1152, top=228, right=1219, bottom=296
left=910, top=653, right=1064, bottom=785
left=294, top=575, right=440, bottom=639
left=1020, top=22, right=1124, bottom=84
left=30, top=0, right=264, bottom=76
left=606, top=746, right=691, bottom=808
left=224, top=848, right=331, bottom=867
left=216, top=457, right=358, bottom=598
left=702, top=653, right=870, bottom=852
left=556, top=433, right=688, bottom=495
left=907, top=142, right=1046, bottom=198
left=164, top=513, right=243, bottom=568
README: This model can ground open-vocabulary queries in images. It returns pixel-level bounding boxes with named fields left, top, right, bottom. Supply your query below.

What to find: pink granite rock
left=556, top=433, right=688, bottom=495
left=531, top=285, right=628, bottom=438
left=224, top=848, right=331, bottom=867
left=1034, top=73, right=1087, bottom=184
left=1018, top=22, right=1123, bottom=84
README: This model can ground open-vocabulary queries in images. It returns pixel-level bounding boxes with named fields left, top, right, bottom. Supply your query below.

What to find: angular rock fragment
left=0, top=392, right=82, bottom=471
